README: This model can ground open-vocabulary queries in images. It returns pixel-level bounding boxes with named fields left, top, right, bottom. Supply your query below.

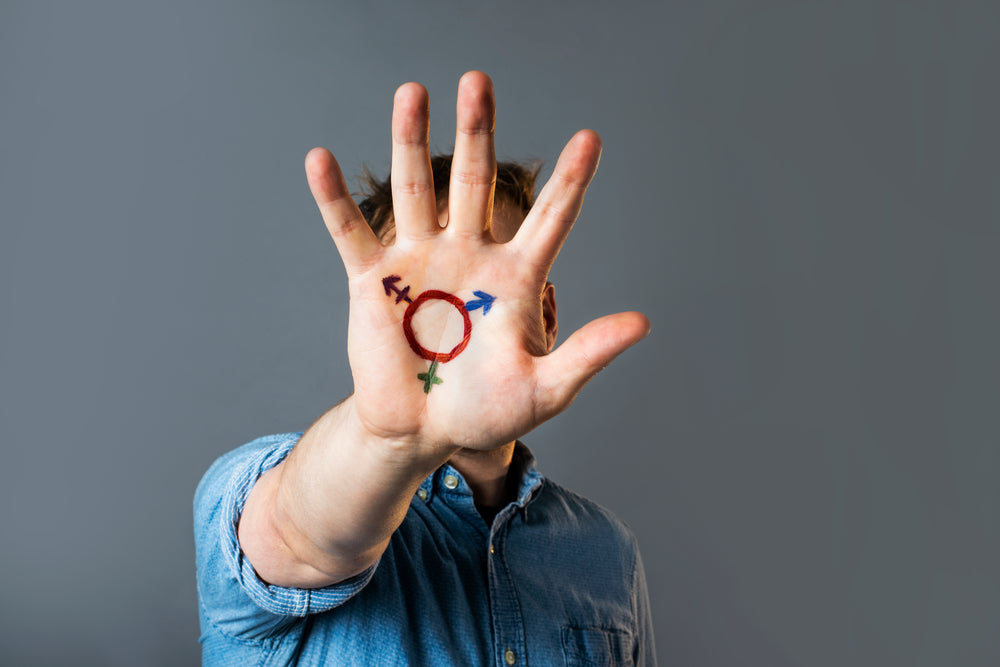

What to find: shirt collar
left=416, top=441, right=544, bottom=508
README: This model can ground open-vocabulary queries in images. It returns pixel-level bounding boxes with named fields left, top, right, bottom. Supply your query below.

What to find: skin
left=238, top=71, right=651, bottom=588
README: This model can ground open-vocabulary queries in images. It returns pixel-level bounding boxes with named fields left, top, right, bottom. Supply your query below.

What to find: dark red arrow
left=382, top=275, right=412, bottom=304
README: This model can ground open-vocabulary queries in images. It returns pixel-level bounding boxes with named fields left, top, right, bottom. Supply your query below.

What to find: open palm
left=305, top=72, right=649, bottom=459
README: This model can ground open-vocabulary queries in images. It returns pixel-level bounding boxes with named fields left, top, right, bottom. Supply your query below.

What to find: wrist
left=330, top=394, right=458, bottom=476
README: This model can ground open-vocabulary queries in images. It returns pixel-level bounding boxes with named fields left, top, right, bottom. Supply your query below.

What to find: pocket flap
left=561, top=625, right=634, bottom=666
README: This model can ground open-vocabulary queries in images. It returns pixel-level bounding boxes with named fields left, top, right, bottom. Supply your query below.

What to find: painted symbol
left=382, top=275, right=412, bottom=304
left=464, top=291, right=496, bottom=314
left=403, top=290, right=472, bottom=363
left=417, top=360, right=444, bottom=393
left=382, top=275, right=495, bottom=393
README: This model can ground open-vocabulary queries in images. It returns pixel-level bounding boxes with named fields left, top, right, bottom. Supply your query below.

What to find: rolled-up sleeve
left=194, top=433, right=378, bottom=642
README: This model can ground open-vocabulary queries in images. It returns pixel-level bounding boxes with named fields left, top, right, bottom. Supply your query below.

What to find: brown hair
left=357, top=154, right=541, bottom=242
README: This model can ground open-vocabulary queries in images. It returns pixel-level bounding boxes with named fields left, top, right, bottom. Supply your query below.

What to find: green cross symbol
left=417, top=360, right=443, bottom=393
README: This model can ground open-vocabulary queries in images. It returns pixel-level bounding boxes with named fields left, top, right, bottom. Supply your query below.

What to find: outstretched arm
left=238, top=72, right=650, bottom=588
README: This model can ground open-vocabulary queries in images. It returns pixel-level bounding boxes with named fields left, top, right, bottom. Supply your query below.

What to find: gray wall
left=2, top=1, right=998, bottom=665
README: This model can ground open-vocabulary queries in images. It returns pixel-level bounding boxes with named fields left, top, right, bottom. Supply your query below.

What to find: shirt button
left=504, top=648, right=517, bottom=665
left=416, top=488, right=428, bottom=502
left=443, top=474, right=459, bottom=489
left=489, top=543, right=495, bottom=554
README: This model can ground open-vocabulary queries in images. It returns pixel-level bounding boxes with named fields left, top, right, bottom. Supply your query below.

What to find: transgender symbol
left=382, top=275, right=496, bottom=393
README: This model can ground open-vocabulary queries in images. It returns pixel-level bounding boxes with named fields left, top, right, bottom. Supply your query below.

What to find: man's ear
left=542, top=282, right=558, bottom=353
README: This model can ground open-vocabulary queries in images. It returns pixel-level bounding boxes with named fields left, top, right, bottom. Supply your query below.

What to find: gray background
left=1, top=0, right=997, bottom=665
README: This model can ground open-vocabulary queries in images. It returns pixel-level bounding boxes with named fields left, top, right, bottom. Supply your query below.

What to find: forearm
left=238, top=395, right=457, bottom=588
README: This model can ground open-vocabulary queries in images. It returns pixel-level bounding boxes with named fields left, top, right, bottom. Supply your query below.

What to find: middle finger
left=391, top=82, right=439, bottom=240
left=447, top=71, right=497, bottom=239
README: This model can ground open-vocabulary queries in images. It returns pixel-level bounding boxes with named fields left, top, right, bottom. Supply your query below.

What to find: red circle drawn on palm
left=402, top=290, right=473, bottom=363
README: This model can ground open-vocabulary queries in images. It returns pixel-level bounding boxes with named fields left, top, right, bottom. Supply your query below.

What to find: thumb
left=534, top=311, right=651, bottom=422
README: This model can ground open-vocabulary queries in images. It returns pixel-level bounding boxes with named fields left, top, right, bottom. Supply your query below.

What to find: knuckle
left=550, top=169, right=587, bottom=191
left=451, top=169, right=496, bottom=188
left=327, top=210, right=367, bottom=238
left=392, top=135, right=428, bottom=147
left=392, top=136, right=429, bottom=148
left=393, top=180, right=434, bottom=196
left=536, top=201, right=573, bottom=224
left=457, top=125, right=494, bottom=137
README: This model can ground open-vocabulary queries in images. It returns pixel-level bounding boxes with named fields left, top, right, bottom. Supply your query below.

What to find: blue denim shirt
left=194, top=433, right=655, bottom=666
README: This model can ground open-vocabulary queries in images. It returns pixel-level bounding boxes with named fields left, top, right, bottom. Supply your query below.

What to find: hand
left=305, top=72, right=650, bottom=459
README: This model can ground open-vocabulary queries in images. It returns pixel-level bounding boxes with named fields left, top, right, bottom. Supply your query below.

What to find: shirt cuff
left=218, top=432, right=379, bottom=617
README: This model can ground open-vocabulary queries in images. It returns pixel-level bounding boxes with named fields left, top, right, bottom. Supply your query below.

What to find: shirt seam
left=630, top=537, right=641, bottom=661
left=198, top=595, right=279, bottom=651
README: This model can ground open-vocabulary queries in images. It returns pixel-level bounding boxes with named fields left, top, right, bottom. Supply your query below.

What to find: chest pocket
left=561, top=626, right=634, bottom=666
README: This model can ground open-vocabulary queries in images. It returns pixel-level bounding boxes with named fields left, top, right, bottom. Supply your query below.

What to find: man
left=194, top=71, right=655, bottom=665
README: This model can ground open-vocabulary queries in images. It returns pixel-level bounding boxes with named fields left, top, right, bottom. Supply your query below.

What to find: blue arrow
left=465, top=291, right=495, bottom=315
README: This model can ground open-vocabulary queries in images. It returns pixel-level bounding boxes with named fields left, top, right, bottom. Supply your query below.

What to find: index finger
left=306, top=147, right=383, bottom=275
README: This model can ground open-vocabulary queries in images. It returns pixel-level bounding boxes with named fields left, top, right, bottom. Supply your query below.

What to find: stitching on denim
left=561, top=622, right=635, bottom=635
left=215, top=435, right=381, bottom=618
left=560, top=625, right=635, bottom=665
left=199, top=437, right=307, bottom=644
left=210, top=436, right=321, bottom=622
left=495, top=521, right=529, bottom=663
left=630, top=543, right=639, bottom=625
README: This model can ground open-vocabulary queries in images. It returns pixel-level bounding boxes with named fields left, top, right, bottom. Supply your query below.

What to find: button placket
left=487, top=519, right=527, bottom=667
